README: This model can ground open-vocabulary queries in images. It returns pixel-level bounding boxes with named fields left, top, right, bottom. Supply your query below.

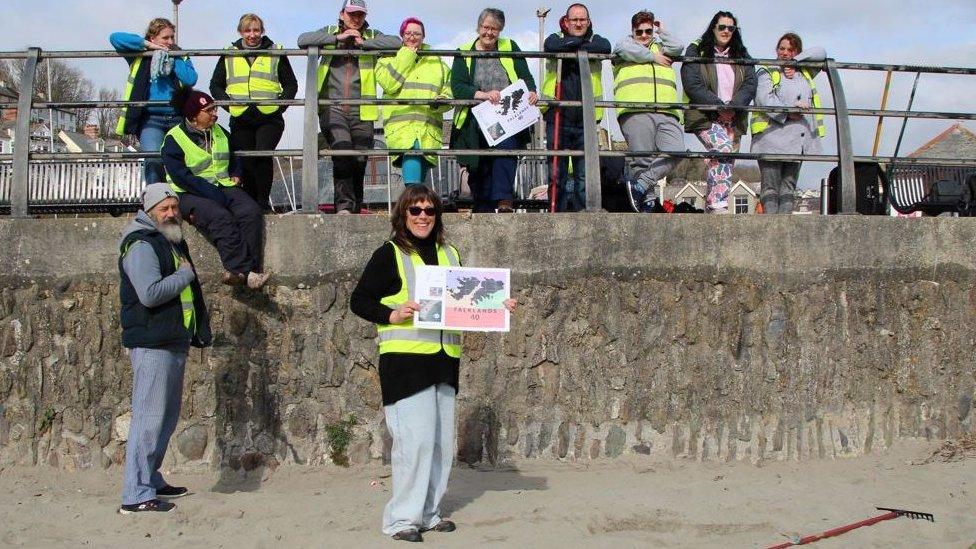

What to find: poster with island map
left=413, top=266, right=510, bottom=332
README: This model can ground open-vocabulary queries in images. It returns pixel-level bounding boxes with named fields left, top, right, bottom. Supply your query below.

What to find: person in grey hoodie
left=297, top=0, right=401, bottom=214
left=612, top=10, right=685, bottom=212
left=117, top=184, right=211, bottom=515
left=750, top=32, right=827, bottom=214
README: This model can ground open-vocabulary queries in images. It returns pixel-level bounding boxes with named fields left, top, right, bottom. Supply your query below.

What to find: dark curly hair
left=696, top=11, right=750, bottom=60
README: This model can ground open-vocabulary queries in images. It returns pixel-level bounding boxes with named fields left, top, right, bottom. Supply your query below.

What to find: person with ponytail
left=110, top=18, right=198, bottom=185
left=161, top=87, right=270, bottom=290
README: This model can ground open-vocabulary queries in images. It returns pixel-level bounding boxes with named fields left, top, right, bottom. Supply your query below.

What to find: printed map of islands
left=446, top=274, right=506, bottom=309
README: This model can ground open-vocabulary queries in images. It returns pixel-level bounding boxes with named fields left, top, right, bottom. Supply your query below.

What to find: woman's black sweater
left=350, top=235, right=460, bottom=406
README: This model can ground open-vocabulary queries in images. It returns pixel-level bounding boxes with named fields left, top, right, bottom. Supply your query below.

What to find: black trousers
left=178, top=187, right=264, bottom=274
left=230, top=115, right=285, bottom=210
left=320, top=107, right=374, bottom=213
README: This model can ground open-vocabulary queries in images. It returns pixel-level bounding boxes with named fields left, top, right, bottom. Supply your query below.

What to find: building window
left=734, top=196, right=749, bottom=214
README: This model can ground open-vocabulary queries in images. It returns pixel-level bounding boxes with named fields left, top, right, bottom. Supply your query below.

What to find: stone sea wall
left=0, top=214, right=973, bottom=472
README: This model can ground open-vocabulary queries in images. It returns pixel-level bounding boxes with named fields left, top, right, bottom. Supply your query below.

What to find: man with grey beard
left=117, top=183, right=212, bottom=514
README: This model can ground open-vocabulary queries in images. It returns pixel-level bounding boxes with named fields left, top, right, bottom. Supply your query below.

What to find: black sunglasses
left=715, top=24, right=737, bottom=32
left=633, top=28, right=655, bottom=36
left=408, top=206, right=437, bottom=216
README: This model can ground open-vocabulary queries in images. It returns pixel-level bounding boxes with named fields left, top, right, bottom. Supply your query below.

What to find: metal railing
left=1, top=46, right=975, bottom=217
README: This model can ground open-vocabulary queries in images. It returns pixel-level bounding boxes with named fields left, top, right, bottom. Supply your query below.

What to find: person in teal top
left=110, top=18, right=197, bottom=184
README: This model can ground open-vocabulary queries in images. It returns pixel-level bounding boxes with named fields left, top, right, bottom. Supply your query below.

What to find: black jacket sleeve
left=350, top=243, right=400, bottom=325
left=544, top=32, right=611, bottom=54
left=209, top=55, right=230, bottom=111
left=730, top=59, right=758, bottom=107
left=278, top=56, right=299, bottom=101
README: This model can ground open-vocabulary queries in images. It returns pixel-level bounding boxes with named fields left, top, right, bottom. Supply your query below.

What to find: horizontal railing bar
left=19, top=148, right=976, bottom=168
left=12, top=48, right=976, bottom=75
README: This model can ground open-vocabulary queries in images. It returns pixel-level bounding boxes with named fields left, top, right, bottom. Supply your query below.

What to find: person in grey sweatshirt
left=612, top=10, right=685, bottom=212
left=750, top=32, right=827, bottom=214
left=118, top=184, right=211, bottom=514
left=297, top=0, right=401, bottom=214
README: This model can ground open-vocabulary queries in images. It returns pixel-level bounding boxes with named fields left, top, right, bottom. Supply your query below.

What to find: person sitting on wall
left=161, top=87, right=270, bottom=290
left=118, top=183, right=212, bottom=514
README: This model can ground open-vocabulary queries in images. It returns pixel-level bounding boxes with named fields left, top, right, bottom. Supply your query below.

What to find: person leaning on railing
left=161, top=88, right=270, bottom=290
left=209, top=13, right=298, bottom=212
left=680, top=11, right=757, bottom=214
left=375, top=17, right=452, bottom=186
left=110, top=18, right=198, bottom=186
left=450, top=8, right=539, bottom=213
left=297, top=0, right=402, bottom=215
left=750, top=33, right=827, bottom=214
left=613, top=9, right=686, bottom=213
left=541, top=3, right=610, bottom=212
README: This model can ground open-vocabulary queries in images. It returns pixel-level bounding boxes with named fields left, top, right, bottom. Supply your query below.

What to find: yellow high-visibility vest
left=750, top=66, right=826, bottom=138
left=612, top=42, right=681, bottom=121
left=452, top=38, right=518, bottom=130
left=316, top=26, right=381, bottom=121
left=377, top=241, right=462, bottom=358
left=164, top=124, right=235, bottom=193
left=224, top=43, right=284, bottom=117
left=376, top=46, right=452, bottom=165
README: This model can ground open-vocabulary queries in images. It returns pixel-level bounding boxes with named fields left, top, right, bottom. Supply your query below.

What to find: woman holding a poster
left=450, top=8, right=538, bottom=213
left=351, top=185, right=516, bottom=542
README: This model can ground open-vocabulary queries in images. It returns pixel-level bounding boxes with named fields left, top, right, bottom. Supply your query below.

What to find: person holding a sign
left=375, top=18, right=453, bottom=185
left=350, top=185, right=516, bottom=541
left=542, top=3, right=611, bottom=212
left=451, top=8, right=538, bottom=213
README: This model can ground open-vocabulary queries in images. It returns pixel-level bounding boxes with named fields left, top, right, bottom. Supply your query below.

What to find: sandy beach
left=1, top=440, right=973, bottom=548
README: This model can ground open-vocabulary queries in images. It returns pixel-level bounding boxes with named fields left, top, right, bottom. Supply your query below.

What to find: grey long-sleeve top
left=121, top=211, right=196, bottom=309
left=751, top=47, right=826, bottom=155
left=297, top=24, right=401, bottom=106
left=612, top=29, right=685, bottom=62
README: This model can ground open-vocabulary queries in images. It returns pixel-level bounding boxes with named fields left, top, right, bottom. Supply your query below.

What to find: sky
left=2, top=0, right=975, bottom=188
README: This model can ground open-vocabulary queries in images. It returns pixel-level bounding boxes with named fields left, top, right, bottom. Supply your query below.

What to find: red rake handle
left=765, top=511, right=899, bottom=548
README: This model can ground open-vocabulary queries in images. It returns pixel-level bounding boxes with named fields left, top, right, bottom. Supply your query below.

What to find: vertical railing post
left=12, top=47, right=41, bottom=218
left=825, top=59, right=856, bottom=214
left=301, top=46, right=321, bottom=213
left=577, top=51, right=602, bottom=211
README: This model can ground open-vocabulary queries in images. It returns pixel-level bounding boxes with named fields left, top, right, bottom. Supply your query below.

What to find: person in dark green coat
left=450, top=8, right=537, bottom=213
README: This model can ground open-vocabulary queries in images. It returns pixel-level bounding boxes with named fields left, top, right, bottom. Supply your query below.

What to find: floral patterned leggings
left=695, top=122, right=741, bottom=212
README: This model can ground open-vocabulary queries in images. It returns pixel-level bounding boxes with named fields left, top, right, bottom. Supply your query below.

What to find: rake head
left=877, top=507, right=936, bottom=522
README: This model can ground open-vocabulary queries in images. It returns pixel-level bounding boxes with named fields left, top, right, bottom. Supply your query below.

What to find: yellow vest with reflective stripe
left=377, top=241, right=462, bottom=358
left=165, top=124, right=235, bottom=193
left=116, top=58, right=143, bottom=136
left=316, top=26, right=380, bottom=121
left=612, top=42, right=681, bottom=121
left=541, top=33, right=603, bottom=122
left=120, top=241, right=195, bottom=331
left=225, top=43, right=284, bottom=117
left=750, top=66, right=826, bottom=138
left=376, top=46, right=451, bottom=165
left=452, top=38, right=518, bottom=130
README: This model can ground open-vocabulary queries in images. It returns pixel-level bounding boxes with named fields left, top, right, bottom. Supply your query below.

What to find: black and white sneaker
left=625, top=180, right=647, bottom=213
left=118, top=499, right=176, bottom=515
left=156, top=485, right=189, bottom=499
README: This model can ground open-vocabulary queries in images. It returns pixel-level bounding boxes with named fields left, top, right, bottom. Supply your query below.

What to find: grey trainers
left=246, top=271, right=271, bottom=290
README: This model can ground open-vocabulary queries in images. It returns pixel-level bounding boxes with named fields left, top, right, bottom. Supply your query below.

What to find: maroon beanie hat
left=183, top=90, right=215, bottom=119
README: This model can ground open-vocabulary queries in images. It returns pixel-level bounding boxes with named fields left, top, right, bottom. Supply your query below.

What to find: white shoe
left=246, top=271, right=271, bottom=290
left=337, top=209, right=352, bottom=216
